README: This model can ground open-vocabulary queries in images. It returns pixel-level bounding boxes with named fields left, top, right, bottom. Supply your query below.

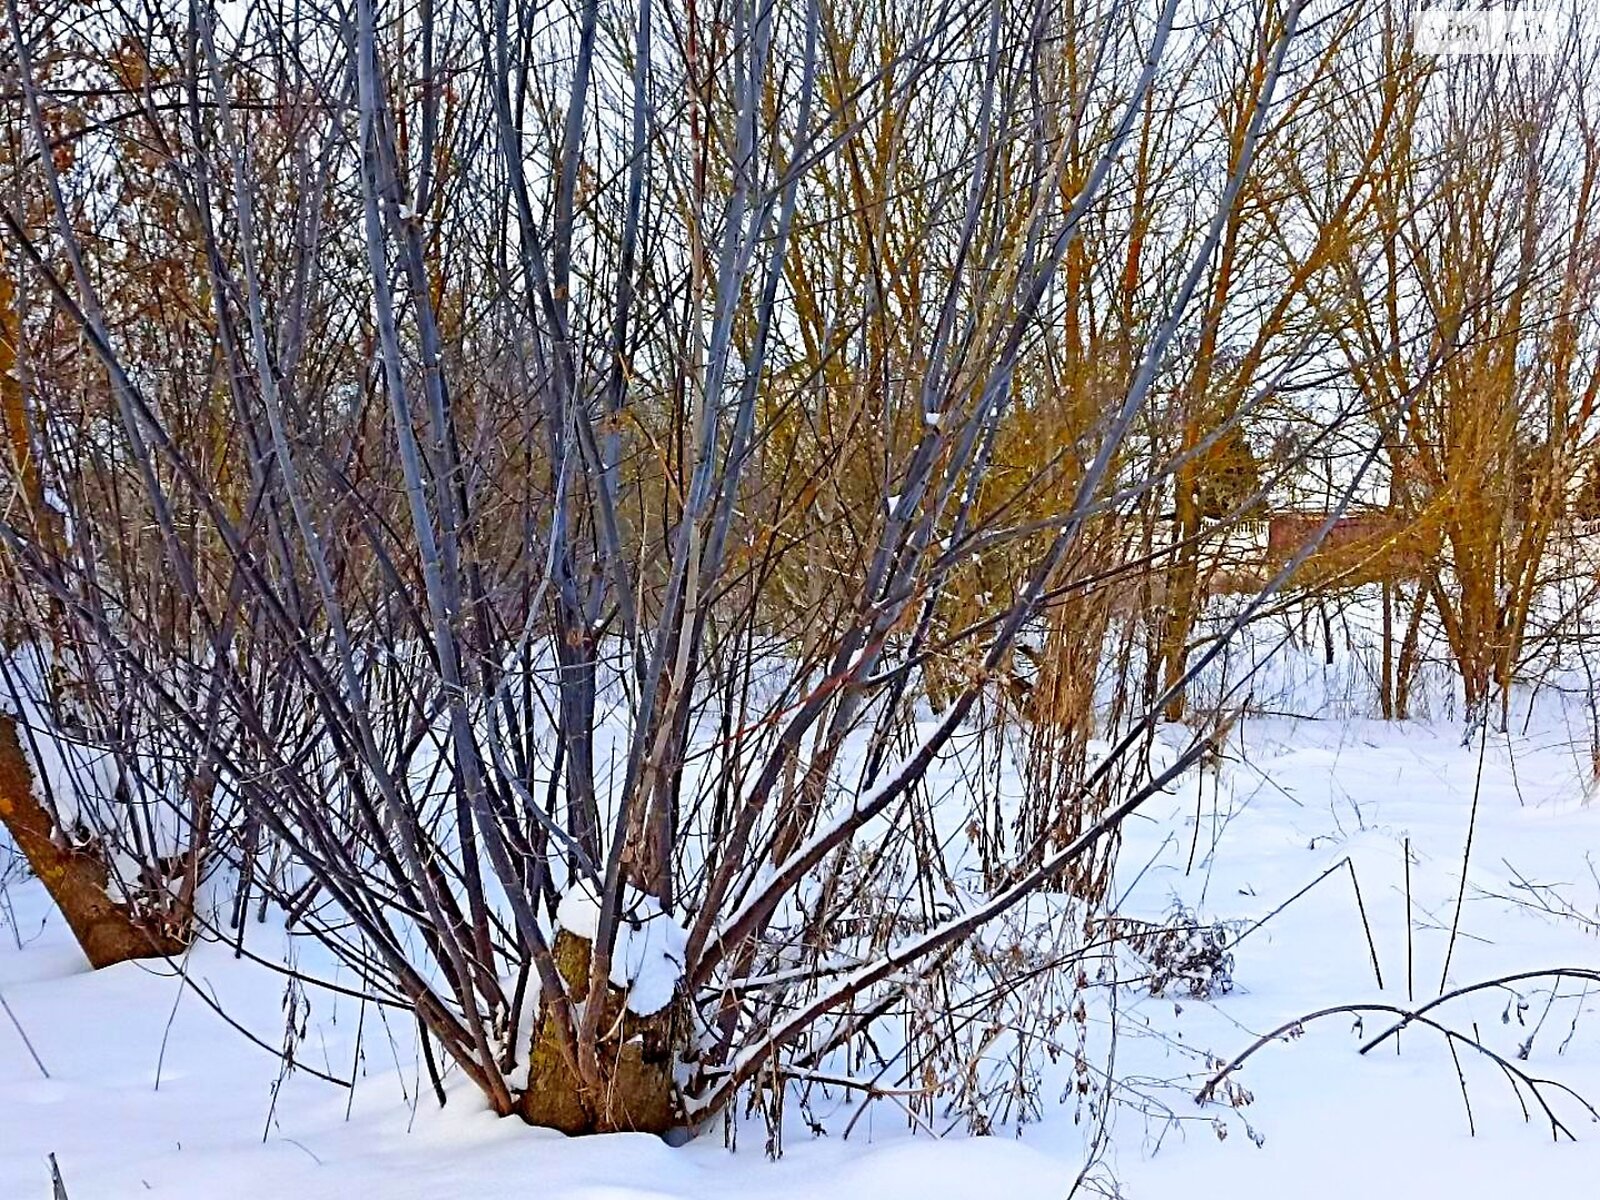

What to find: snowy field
left=5, top=709, right=1600, bottom=1198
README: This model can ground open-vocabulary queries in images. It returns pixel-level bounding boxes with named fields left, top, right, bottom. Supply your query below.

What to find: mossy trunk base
left=517, top=929, right=680, bottom=1135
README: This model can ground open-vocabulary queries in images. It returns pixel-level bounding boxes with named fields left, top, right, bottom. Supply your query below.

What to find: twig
left=1230, top=855, right=1381, bottom=990
left=1445, top=1036, right=1475, bottom=1136
left=1440, top=719, right=1489, bottom=989
left=0, top=988, right=48, bottom=1078
left=154, top=943, right=195, bottom=1091
left=1404, top=836, right=1414, bottom=1004
left=1360, top=968, right=1600, bottom=1055
left=1200, top=999, right=1595, bottom=1141
left=1345, top=860, right=1384, bottom=990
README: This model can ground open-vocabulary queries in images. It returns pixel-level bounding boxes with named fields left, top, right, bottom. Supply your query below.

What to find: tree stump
left=516, top=929, right=681, bottom=1135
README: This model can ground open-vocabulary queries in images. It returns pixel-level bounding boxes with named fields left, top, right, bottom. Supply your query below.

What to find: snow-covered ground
left=5, top=710, right=1599, bottom=1197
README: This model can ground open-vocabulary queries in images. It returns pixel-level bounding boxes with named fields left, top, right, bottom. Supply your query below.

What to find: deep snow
left=4, top=711, right=1600, bottom=1198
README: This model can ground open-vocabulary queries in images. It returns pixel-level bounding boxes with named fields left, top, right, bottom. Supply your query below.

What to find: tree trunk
left=1160, top=485, right=1202, bottom=723
left=1380, top=578, right=1394, bottom=720
left=0, top=265, right=180, bottom=970
left=517, top=929, right=681, bottom=1135
left=0, top=713, right=186, bottom=969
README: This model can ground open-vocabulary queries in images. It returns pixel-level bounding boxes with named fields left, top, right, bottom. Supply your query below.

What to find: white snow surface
left=4, top=710, right=1600, bottom=1197
left=556, top=880, right=688, bottom=1016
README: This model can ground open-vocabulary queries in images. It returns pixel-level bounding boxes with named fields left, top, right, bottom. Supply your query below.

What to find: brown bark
left=517, top=929, right=681, bottom=1135
left=0, top=713, right=186, bottom=969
